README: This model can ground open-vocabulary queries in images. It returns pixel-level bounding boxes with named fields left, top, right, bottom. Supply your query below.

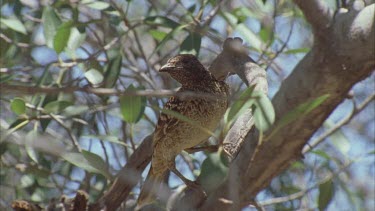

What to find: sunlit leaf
left=67, top=27, right=86, bottom=51
left=62, top=105, right=89, bottom=117
left=253, top=92, right=275, bottom=132
left=284, top=48, right=310, bottom=54
left=44, top=101, right=73, bottom=113
left=81, top=135, right=129, bottom=147
left=84, top=1, right=110, bottom=10
left=1, top=119, right=29, bottom=142
left=10, top=98, right=26, bottom=115
left=42, top=7, right=62, bottom=48
left=145, top=16, right=180, bottom=28
left=85, top=68, right=104, bottom=85
left=149, top=29, right=168, bottom=42
left=120, top=85, right=146, bottom=123
left=54, top=21, right=73, bottom=53
left=20, top=175, right=35, bottom=188
left=25, top=130, right=39, bottom=163
left=324, top=120, right=350, bottom=155
left=0, top=18, right=27, bottom=34
left=310, top=150, right=331, bottom=160
left=227, top=85, right=256, bottom=123
left=180, top=33, right=202, bottom=56
left=152, top=24, right=187, bottom=55
left=318, top=179, right=335, bottom=211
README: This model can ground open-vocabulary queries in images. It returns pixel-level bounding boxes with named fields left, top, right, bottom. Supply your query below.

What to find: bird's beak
left=159, top=63, right=175, bottom=72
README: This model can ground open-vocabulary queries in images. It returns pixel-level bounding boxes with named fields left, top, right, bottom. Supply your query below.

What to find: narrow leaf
left=145, top=16, right=180, bottom=28
left=227, top=85, right=256, bottom=123
left=85, top=1, right=110, bottom=10
left=44, top=100, right=73, bottom=113
left=42, top=7, right=62, bottom=48
left=25, top=130, right=39, bottom=163
left=284, top=48, right=310, bottom=54
left=53, top=21, right=73, bottom=53
left=253, top=92, right=275, bottom=132
left=120, top=85, right=146, bottom=123
left=324, top=120, right=350, bottom=155
left=267, top=94, right=330, bottom=140
left=61, top=152, right=109, bottom=178
left=318, top=180, right=335, bottom=211
left=103, top=54, right=122, bottom=88
left=180, top=33, right=202, bottom=56
left=0, top=18, right=27, bottom=34
left=81, top=150, right=110, bottom=178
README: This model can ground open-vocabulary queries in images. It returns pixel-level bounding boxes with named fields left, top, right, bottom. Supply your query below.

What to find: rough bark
left=196, top=2, right=375, bottom=210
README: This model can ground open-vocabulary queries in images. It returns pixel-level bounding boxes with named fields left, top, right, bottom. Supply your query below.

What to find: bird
left=136, top=54, right=229, bottom=209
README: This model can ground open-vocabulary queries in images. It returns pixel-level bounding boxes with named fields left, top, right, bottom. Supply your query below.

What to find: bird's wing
left=153, top=95, right=186, bottom=147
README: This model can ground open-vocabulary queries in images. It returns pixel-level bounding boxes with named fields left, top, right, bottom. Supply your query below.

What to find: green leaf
left=0, top=74, right=15, bottom=83
left=222, top=12, right=262, bottom=50
left=145, top=16, right=180, bottom=28
left=267, top=94, right=330, bottom=140
left=227, top=85, right=256, bottom=123
left=25, top=130, right=39, bottom=163
left=10, top=98, right=26, bottom=115
left=84, top=1, right=110, bottom=10
left=253, top=92, right=275, bottom=132
left=0, top=18, right=27, bottom=34
left=149, top=29, right=168, bottom=42
left=62, top=105, right=89, bottom=116
left=44, top=100, right=73, bottom=113
left=85, top=68, right=104, bottom=85
left=66, top=27, right=86, bottom=51
left=198, top=151, right=228, bottom=193
left=81, top=135, right=129, bottom=147
left=42, top=7, right=62, bottom=48
left=61, top=151, right=110, bottom=178
left=152, top=24, right=187, bottom=55
left=20, top=175, right=35, bottom=188
left=318, top=179, right=335, bottom=211
left=324, top=120, right=350, bottom=155
left=81, top=150, right=110, bottom=178
left=310, top=150, right=331, bottom=160
left=284, top=48, right=310, bottom=54
left=40, top=94, right=58, bottom=131
left=54, top=21, right=73, bottom=53
left=1, top=119, right=29, bottom=142
left=259, top=27, right=272, bottom=43
left=120, top=85, right=146, bottom=123
left=180, top=33, right=202, bottom=56
left=103, top=54, right=122, bottom=88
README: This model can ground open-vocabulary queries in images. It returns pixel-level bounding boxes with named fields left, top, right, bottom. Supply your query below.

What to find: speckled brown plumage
left=136, top=54, right=229, bottom=208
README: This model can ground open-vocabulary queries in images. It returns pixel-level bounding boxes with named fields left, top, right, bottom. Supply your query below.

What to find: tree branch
left=293, top=0, right=333, bottom=35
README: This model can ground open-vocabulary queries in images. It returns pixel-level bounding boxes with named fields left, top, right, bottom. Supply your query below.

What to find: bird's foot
left=169, top=166, right=207, bottom=198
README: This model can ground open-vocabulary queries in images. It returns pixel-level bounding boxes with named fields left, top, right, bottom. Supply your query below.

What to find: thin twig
left=303, top=92, right=375, bottom=154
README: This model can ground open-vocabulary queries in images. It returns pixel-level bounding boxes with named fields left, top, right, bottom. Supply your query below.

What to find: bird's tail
left=136, top=165, right=166, bottom=210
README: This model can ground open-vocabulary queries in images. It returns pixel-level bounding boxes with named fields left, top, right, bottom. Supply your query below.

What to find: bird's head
left=159, top=54, right=211, bottom=86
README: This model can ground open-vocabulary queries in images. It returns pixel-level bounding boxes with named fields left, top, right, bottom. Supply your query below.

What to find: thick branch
left=293, top=0, right=333, bottom=34
left=89, top=135, right=153, bottom=211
